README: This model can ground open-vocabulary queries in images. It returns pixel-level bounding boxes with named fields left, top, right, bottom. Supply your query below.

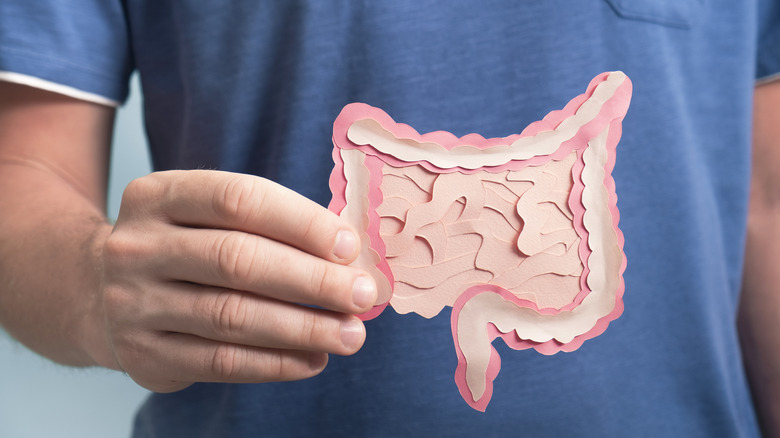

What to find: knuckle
left=296, top=211, right=321, bottom=246
left=122, top=174, right=165, bottom=210
left=266, top=351, right=287, bottom=381
left=102, top=233, right=128, bottom=265
left=307, top=262, right=340, bottom=305
left=212, top=232, right=260, bottom=283
left=212, top=176, right=264, bottom=226
left=103, top=231, right=146, bottom=266
left=111, top=330, right=151, bottom=374
left=100, top=283, right=134, bottom=321
left=210, top=343, right=245, bottom=379
left=100, top=249, right=152, bottom=326
left=296, top=311, right=319, bottom=348
left=209, top=291, right=249, bottom=338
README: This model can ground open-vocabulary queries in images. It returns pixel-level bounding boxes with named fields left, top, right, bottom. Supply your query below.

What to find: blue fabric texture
left=0, top=0, right=132, bottom=101
left=2, top=1, right=779, bottom=437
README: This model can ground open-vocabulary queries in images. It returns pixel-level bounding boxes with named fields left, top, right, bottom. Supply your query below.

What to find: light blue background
left=0, top=75, right=152, bottom=438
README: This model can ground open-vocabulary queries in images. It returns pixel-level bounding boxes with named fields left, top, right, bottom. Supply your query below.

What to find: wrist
left=74, top=221, right=121, bottom=369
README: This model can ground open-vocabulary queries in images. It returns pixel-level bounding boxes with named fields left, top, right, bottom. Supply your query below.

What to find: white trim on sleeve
left=757, top=72, right=780, bottom=86
left=0, top=71, right=120, bottom=107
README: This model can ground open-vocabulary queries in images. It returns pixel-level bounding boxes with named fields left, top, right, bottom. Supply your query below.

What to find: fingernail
left=333, top=230, right=358, bottom=260
left=308, top=353, right=328, bottom=372
left=340, top=319, right=365, bottom=350
left=352, top=276, right=377, bottom=309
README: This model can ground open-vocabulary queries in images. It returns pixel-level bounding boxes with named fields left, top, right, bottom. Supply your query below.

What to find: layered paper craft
left=328, top=71, right=631, bottom=411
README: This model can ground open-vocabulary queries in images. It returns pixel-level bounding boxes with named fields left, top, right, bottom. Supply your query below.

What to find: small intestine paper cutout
left=328, top=71, right=631, bottom=411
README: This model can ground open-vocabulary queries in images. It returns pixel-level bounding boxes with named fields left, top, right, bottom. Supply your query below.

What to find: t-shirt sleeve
left=757, top=0, right=780, bottom=83
left=0, top=1, right=133, bottom=104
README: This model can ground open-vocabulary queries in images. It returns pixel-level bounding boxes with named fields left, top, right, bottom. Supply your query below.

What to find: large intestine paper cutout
left=328, top=71, right=632, bottom=411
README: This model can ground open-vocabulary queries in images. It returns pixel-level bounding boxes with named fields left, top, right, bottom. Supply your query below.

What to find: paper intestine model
left=328, top=71, right=632, bottom=411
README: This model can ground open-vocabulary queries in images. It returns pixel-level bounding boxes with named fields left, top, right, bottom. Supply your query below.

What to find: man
left=0, top=1, right=778, bottom=436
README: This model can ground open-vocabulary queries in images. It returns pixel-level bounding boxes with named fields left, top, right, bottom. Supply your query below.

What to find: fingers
left=122, top=332, right=330, bottom=393
left=104, top=170, right=376, bottom=390
left=155, top=227, right=377, bottom=314
left=151, top=283, right=367, bottom=356
left=134, top=170, right=360, bottom=264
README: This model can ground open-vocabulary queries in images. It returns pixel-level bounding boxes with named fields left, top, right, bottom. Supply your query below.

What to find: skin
left=0, top=81, right=377, bottom=392
left=739, top=78, right=780, bottom=438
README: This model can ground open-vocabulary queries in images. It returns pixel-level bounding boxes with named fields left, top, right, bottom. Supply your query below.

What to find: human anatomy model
left=329, top=71, right=632, bottom=411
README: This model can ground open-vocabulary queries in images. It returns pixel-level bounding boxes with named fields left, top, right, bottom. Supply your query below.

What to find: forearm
left=740, top=210, right=780, bottom=436
left=0, top=82, right=115, bottom=368
left=0, top=161, right=112, bottom=367
left=739, top=79, right=780, bottom=437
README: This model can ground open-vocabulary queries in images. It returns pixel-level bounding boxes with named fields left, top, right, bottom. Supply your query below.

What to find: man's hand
left=96, top=170, right=376, bottom=392
left=0, top=82, right=376, bottom=393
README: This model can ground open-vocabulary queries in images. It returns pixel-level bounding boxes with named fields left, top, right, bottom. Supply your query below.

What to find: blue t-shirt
left=2, top=1, right=779, bottom=437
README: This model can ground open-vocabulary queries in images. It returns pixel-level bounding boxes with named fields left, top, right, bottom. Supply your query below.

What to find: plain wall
left=0, top=75, right=152, bottom=438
